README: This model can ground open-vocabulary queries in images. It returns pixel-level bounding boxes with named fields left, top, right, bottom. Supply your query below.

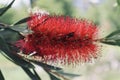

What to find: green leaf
left=48, top=73, right=61, bottom=80
left=101, top=40, right=117, bottom=45
left=0, top=0, right=15, bottom=16
left=101, top=39, right=120, bottom=46
left=30, top=60, right=62, bottom=70
left=0, top=70, right=5, bottom=80
left=0, top=7, right=9, bottom=16
left=105, top=30, right=120, bottom=40
left=13, top=17, right=31, bottom=25
left=22, top=67, right=41, bottom=80
left=101, top=30, right=120, bottom=46
left=0, top=35, right=34, bottom=68
left=44, top=70, right=61, bottom=80
left=33, top=69, right=41, bottom=80
left=56, top=71, right=80, bottom=78
left=0, top=27, right=24, bottom=43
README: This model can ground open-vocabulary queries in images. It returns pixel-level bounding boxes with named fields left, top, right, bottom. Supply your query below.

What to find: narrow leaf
left=44, top=68, right=70, bottom=80
left=101, top=39, right=120, bottom=46
left=22, top=67, right=41, bottom=80
left=101, top=40, right=117, bottom=45
left=48, top=73, right=61, bottom=80
left=44, top=70, right=61, bottom=80
left=0, top=0, right=15, bottom=16
left=57, top=71, right=80, bottom=78
left=0, top=70, right=5, bottom=80
left=101, top=30, right=120, bottom=46
left=13, top=17, right=31, bottom=25
left=33, top=69, right=41, bottom=80
left=105, top=30, right=120, bottom=40
left=0, top=36, right=34, bottom=68
left=48, top=71, right=70, bottom=80
left=30, top=60, right=62, bottom=70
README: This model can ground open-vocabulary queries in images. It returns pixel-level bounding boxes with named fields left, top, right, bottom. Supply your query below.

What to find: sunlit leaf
left=11, top=25, right=27, bottom=32
left=0, top=0, right=15, bottom=16
left=30, top=60, right=62, bottom=70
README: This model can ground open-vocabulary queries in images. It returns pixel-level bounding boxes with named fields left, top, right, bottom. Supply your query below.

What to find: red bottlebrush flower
left=16, top=12, right=100, bottom=64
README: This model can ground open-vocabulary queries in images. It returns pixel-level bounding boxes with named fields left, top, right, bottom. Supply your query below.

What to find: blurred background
left=0, top=0, right=120, bottom=80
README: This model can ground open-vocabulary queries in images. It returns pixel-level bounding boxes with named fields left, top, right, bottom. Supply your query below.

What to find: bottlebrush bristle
left=16, top=12, right=100, bottom=64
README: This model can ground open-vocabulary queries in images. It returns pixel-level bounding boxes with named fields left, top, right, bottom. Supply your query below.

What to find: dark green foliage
left=47, top=72, right=61, bottom=80
left=0, top=27, right=24, bottom=43
left=0, top=0, right=15, bottom=16
left=0, top=70, right=5, bottom=80
left=44, top=69, right=61, bottom=80
left=101, top=30, right=120, bottom=46
left=22, top=67, right=41, bottom=80
left=105, top=30, right=120, bottom=40
left=13, top=17, right=31, bottom=26
left=0, top=34, right=34, bottom=68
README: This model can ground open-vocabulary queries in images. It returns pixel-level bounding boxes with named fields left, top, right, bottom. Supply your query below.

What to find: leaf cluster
left=101, top=30, right=120, bottom=46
